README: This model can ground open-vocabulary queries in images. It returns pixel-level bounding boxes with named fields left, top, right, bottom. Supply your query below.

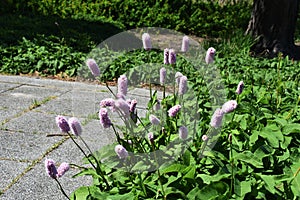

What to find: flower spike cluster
left=45, top=158, right=69, bottom=179
left=68, top=117, right=82, bottom=136
left=236, top=81, right=244, bottom=95
left=205, top=47, right=216, bottom=64
left=99, top=108, right=112, bottom=128
left=142, top=33, right=152, bottom=50
left=55, top=115, right=70, bottom=133
left=86, top=58, right=100, bottom=77
left=181, top=36, right=189, bottom=52
left=168, top=105, right=181, bottom=117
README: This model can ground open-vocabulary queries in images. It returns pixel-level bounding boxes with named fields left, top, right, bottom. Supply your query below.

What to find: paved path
left=0, top=75, right=151, bottom=200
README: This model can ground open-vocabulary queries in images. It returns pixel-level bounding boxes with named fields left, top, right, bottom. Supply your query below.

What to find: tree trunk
left=246, top=0, right=300, bottom=60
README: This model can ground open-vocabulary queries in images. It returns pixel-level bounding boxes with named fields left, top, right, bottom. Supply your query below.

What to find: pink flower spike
left=142, top=33, right=152, bottom=50
left=236, top=81, right=244, bottom=95
left=115, top=98, right=130, bottom=118
left=129, top=99, right=137, bottom=113
left=149, top=114, right=160, bottom=125
left=181, top=36, right=189, bottom=52
left=205, top=47, right=216, bottom=64
left=222, top=100, right=238, bottom=114
left=175, top=72, right=183, bottom=86
left=148, top=132, right=154, bottom=142
left=210, top=108, right=224, bottom=128
left=160, top=67, right=167, bottom=85
left=68, top=117, right=82, bottom=136
left=117, top=75, right=128, bottom=97
left=45, top=159, right=57, bottom=179
left=168, top=105, right=181, bottom=117
left=115, top=145, right=129, bottom=159
left=100, top=98, right=115, bottom=108
left=202, top=134, right=208, bottom=141
left=179, top=126, right=188, bottom=140
left=55, top=115, right=70, bottom=133
left=99, top=108, right=112, bottom=128
left=168, top=49, right=176, bottom=64
left=153, top=99, right=161, bottom=111
left=57, top=162, right=70, bottom=178
left=86, top=58, right=100, bottom=77
left=164, top=48, right=169, bottom=64
left=178, top=75, right=188, bottom=95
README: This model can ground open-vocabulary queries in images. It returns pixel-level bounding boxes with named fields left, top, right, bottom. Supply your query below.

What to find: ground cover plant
left=0, top=0, right=252, bottom=78
left=45, top=32, right=300, bottom=199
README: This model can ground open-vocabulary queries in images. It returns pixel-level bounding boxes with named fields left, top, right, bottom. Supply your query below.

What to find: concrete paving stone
left=35, top=86, right=113, bottom=117
left=0, top=161, right=92, bottom=200
left=0, top=82, right=21, bottom=93
left=0, top=75, right=75, bottom=89
left=0, top=130, right=62, bottom=161
left=0, top=93, right=38, bottom=123
left=0, top=160, right=29, bottom=192
left=4, top=84, right=67, bottom=101
left=2, top=111, right=59, bottom=134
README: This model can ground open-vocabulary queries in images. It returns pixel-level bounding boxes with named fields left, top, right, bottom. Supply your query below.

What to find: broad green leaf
left=282, top=123, right=300, bottom=135
left=183, top=165, right=196, bottom=180
left=70, top=186, right=92, bottom=200
left=72, top=168, right=101, bottom=179
left=259, top=125, right=283, bottom=148
left=160, top=163, right=187, bottom=174
left=187, top=187, right=202, bottom=200
left=249, top=130, right=260, bottom=145
left=277, top=149, right=290, bottom=163
left=259, top=174, right=276, bottom=194
left=197, top=172, right=230, bottom=184
left=254, top=144, right=273, bottom=160
left=281, top=136, right=292, bottom=149
left=233, top=151, right=264, bottom=168
left=234, top=179, right=252, bottom=198
left=131, top=161, right=151, bottom=172
left=188, top=182, right=229, bottom=200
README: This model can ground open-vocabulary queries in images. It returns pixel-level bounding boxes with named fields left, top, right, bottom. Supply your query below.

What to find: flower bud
left=181, top=36, right=189, bottom=52
left=55, top=115, right=70, bottom=133
left=205, top=47, right=216, bottom=64
left=236, top=81, right=244, bottom=95
left=142, top=33, right=152, bottom=50
left=164, top=48, right=169, bottom=64
left=45, top=159, right=57, bottom=179
left=168, top=105, right=181, bottom=117
left=86, top=58, right=100, bottom=77
left=221, top=100, right=238, bottom=114
left=68, top=117, right=82, bottom=136
left=149, top=114, right=160, bottom=125
left=115, top=145, right=129, bottom=159
left=57, top=162, right=70, bottom=178
left=179, top=126, right=188, bottom=140
left=210, top=108, right=224, bottom=128
left=168, top=49, right=176, bottom=64
left=202, top=134, right=208, bottom=141
left=99, top=108, right=112, bottom=128
left=160, top=67, right=167, bottom=85
left=117, top=75, right=128, bottom=97
left=178, top=75, right=188, bottom=95
left=100, top=98, right=115, bottom=108
left=175, top=72, right=183, bottom=86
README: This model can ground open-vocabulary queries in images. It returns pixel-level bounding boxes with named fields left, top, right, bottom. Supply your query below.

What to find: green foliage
left=0, top=35, right=84, bottom=76
left=3, top=0, right=251, bottom=38
left=64, top=31, right=300, bottom=199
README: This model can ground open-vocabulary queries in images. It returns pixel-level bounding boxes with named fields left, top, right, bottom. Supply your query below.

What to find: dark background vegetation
left=0, top=0, right=252, bottom=77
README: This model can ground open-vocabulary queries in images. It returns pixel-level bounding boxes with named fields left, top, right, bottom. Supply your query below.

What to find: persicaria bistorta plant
left=45, top=30, right=297, bottom=200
